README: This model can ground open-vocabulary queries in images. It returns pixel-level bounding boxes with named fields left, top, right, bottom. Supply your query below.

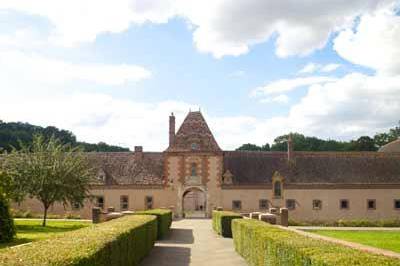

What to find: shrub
left=0, top=194, right=15, bottom=243
left=135, top=209, right=172, bottom=239
left=212, top=210, right=242, bottom=238
left=232, top=219, right=400, bottom=266
left=288, top=219, right=400, bottom=227
left=0, top=215, right=157, bottom=266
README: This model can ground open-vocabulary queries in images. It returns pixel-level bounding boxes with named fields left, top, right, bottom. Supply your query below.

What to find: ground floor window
left=145, top=196, right=153, bottom=209
left=232, top=200, right=242, bottom=211
left=120, top=195, right=129, bottom=211
left=95, top=196, right=104, bottom=209
left=286, top=199, right=295, bottom=210
left=312, top=199, right=322, bottom=210
left=340, top=199, right=349, bottom=210
left=394, top=199, right=400, bottom=210
left=72, top=201, right=81, bottom=210
left=259, top=199, right=268, bottom=210
left=367, top=199, right=376, bottom=210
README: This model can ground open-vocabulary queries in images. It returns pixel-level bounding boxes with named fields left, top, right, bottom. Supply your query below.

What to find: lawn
left=0, top=219, right=91, bottom=249
left=308, top=230, right=400, bottom=253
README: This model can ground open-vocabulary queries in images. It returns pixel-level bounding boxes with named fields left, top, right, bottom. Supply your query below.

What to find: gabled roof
left=223, top=151, right=400, bottom=185
left=167, top=111, right=221, bottom=152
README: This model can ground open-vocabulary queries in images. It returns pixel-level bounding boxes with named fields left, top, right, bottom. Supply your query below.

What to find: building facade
left=15, top=111, right=400, bottom=222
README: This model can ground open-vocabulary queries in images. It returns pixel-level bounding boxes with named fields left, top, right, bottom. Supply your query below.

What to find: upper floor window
left=273, top=181, right=282, bottom=198
left=191, top=143, right=198, bottom=150
left=191, top=163, right=197, bottom=176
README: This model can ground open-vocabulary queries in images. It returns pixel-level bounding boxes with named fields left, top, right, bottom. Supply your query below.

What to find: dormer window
left=191, top=143, right=198, bottom=150
left=191, top=163, right=197, bottom=176
left=273, top=181, right=282, bottom=198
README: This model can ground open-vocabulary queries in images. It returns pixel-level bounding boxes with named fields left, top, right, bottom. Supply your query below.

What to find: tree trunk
left=42, top=205, right=49, bottom=227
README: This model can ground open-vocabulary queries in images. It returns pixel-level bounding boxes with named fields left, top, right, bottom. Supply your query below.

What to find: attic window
left=273, top=181, right=282, bottom=198
left=191, top=143, right=198, bottom=150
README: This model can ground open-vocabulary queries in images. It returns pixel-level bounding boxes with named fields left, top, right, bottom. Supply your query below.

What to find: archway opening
left=182, top=187, right=206, bottom=218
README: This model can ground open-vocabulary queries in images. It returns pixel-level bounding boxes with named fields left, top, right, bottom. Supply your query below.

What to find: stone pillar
left=92, top=207, right=101, bottom=224
left=280, top=208, right=289, bottom=227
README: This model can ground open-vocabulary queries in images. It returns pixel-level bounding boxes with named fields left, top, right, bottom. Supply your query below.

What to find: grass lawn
left=0, top=219, right=91, bottom=249
left=308, top=230, right=400, bottom=253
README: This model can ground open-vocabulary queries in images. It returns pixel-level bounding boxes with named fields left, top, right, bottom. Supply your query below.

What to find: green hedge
left=0, top=215, right=157, bottom=266
left=232, top=219, right=400, bottom=266
left=212, top=210, right=242, bottom=238
left=135, top=209, right=172, bottom=239
left=289, top=219, right=400, bottom=227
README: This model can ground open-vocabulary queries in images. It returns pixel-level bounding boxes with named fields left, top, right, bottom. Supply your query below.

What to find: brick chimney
left=134, top=146, right=143, bottom=160
left=169, top=113, right=175, bottom=147
left=287, top=134, right=293, bottom=162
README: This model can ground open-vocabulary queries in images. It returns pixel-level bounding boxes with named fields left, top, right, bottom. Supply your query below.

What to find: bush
left=135, top=209, right=172, bottom=239
left=0, top=194, right=15, bottom=243
left=0, top=215, right=157, bottom=266
left=232, top=219, right=400, bottom=266
left=212, top=210, right=242, bottom=238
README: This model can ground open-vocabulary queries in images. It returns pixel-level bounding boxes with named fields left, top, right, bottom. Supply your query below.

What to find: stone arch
left=181, top=186, right=207, bottom=218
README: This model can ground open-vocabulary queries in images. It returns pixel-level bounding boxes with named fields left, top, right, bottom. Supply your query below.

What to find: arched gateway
left=182, top=187, right=207, bottom=218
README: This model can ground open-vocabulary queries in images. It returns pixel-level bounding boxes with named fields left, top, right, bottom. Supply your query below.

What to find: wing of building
left=14, top=111, right=400, bottom=222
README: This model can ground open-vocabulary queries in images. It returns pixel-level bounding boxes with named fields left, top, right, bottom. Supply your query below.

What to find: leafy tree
left=0, top=192, right=15, bottom=243
left=236, top=143, right=263, bottom=151
left=350, top=136, right=377, bottom=151
left=2, top=135, right=94, bottom=226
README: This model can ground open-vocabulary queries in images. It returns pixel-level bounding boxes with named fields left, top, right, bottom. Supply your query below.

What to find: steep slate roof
left=223, top=151, right=400, bottom=184
left=166, top=111, right=221, bottom=152
left=87, top=152, right=164, bottom=185
left=379, top=138, right=400, bottom=153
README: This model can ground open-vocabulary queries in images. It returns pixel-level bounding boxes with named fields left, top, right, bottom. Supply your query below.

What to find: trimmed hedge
left=135, top=209, right=172, bottom=239
left=0, top=215, right=157, bottom=266
left=212, top=210, right=242, bottom=238
left=0, top=194, right=15, bottom=243
left=232, top=219, right=400, bottom=266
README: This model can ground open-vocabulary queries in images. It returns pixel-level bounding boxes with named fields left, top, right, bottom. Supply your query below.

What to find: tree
left=350, top=136, right=377, bottom=151
left=0, top=192, right=15, bottom=243
left=2, top=134, right=94, bottom=226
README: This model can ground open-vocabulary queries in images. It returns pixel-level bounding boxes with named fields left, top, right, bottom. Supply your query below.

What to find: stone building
left=15, top=111, right=400, bottom=222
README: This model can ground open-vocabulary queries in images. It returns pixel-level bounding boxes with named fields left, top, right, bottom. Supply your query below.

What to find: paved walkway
left=140, top=219, right=248, bottom=266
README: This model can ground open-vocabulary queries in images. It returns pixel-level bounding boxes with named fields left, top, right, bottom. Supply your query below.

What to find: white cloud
left=1, top=0, right=395, bottom=57
left=252, top=76, right=337, bottom=96
left=298, top=63, right=341, bottom=74
left=334, top=7, right=400, bottom=75
left=0, top=50, right=151, bottom=85
left=260, top=94, right=289, bottom=104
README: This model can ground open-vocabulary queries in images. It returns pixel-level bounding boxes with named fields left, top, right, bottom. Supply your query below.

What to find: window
left=191, top=163, right=197, bottom=176
left=95, top=196, right=104, bottom=209
left=394, top=200, right=400, bottom=210
left=286, top=199, right=295, bottom=210
left=232, top=200, right=242, bottom=210
left=72, top=201, right=81, bottom=210
left=145, top=196, right=153, bottom=209
left=120, top=195, right=129, bottom=211
left=367, top=199, right=376, bottom=210
left=313, top=200, right=322, bottom=210
left=259, top=199, right=268, bottom=210
left=191, top=143, right=198, bottom=150
left=340, top=199, right=349, bottom=210
left=273, top=181, right=282, bottom=198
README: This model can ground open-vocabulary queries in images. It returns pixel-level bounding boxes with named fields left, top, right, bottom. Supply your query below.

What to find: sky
left=0, top=0, right=400, bottom=151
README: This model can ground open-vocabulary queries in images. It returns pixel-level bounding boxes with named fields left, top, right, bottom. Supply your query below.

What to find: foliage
left=0, top=219, right=90, bottom=249
left=309, top=230, right=400, bottom=254
left=212, top=210, right=242, bottom=238
left=0, top=120, right=129, bottom=152
left=0, top=215, right=157, bottom=266
left=135, top=209, right=172, bottom=239
left=2, top=134, right=94, bottom=226
left=0, top=193, right=15, bottom=243
left=289, top=219, right=400, bottom=227
left=236, top=122, right=400, bottom=152
left=232, top=219, right=400, bottom=266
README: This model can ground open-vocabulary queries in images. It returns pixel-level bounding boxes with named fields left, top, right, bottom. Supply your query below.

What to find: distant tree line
left=236, top=122, right=400, bottom=152
left=0, top=120, right=130, bottom=152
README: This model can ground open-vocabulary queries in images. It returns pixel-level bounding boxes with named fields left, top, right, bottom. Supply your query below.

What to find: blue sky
left=0, top=1, right=399, bottom=150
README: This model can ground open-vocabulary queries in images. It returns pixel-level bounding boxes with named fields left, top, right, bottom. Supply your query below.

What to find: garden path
left=140, top=219, right=248, bottom=266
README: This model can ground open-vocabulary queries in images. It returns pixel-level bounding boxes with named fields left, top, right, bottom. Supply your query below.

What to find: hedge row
left=135, top=209, right=172, bottom=239
left=0, top=215, right=158, bottom=266
left=232, top=219, right=400, bottom=266
left=212, top=210, right=242, bottom=238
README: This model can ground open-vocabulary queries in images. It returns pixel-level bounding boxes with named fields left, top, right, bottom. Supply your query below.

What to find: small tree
left=0, top=191, right=15, bottom=243
left=3, top=134, right=94, bottom=226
